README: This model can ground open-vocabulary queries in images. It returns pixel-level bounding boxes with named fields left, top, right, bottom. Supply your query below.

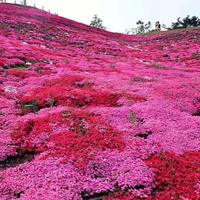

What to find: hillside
left=0, top=3, right=200, bottom=200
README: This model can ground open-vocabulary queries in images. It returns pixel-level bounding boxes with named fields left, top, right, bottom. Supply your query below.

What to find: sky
left=5, top=0, right=200, bottom=32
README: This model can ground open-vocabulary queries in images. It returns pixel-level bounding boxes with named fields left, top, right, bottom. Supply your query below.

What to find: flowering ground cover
left=0, top=3, right=200, bottom=200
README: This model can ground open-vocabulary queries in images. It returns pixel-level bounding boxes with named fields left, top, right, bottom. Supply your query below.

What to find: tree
left=190, top=16, right=200, bottom=27
left=172, top=15, right=200, bottom=29
left=90, top=14, right=106, bottom=29
left=135, top=20, right=152, bottom=34
left=136, top=20, right=145, bottom=33
left=125, top=21, right=153, bottom=35
left=144, top=21, right=151, bottom=32
left=21, top=0, right=27, bottom=6
left=172, top=17, right=182, bottom=29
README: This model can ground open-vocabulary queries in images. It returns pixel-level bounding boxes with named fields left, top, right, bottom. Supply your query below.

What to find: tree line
left=90, top=14, right=200, bottom=34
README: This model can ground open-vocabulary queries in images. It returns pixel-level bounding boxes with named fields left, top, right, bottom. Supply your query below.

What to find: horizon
left=2, top=0, right=200, bottom=32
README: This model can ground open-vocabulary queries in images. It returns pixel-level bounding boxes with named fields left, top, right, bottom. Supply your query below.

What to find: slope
left=0, top=3, right=200, bottom=200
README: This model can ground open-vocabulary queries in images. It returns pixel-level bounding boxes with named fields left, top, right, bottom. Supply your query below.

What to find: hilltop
left=0, top=3, right=200, bottom=200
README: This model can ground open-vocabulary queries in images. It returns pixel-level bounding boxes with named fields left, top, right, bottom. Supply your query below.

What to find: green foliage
left=136, top=20, right=145, bottom=34
left=129, top=112, right=144, bottom=124
left=21, top=100, right=39, bottom=113
left=126, top=20, right=152, bottom=34
left=129, top=112, right=138, bottom=122
left=172, top=15, right=200, bottom=29
left=90, top=14, right=106, bottom=30
left=126, top=15, right=200, bottom=35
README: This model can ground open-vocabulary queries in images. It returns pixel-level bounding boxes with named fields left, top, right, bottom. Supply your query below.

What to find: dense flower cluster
left=146, top=152, right=200, bottom=200
left=0, top=3, right=199, bottom=200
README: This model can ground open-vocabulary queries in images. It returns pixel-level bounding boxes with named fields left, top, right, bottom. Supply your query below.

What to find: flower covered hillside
left=0, top=3, right=200, bottom=200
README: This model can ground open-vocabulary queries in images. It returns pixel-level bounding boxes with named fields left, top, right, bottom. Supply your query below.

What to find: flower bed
left=0, top=3, right=199, bottom=200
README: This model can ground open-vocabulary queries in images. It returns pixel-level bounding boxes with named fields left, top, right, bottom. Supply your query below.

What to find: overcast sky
left=5, top=0, right=200, bottom=32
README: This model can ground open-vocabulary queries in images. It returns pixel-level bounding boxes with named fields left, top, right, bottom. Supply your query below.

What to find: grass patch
left=147, top=65, right=168, bottom=70
left=21, top=100, right=40, bottom=113
left=129, top=112, right=144, bottom=125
